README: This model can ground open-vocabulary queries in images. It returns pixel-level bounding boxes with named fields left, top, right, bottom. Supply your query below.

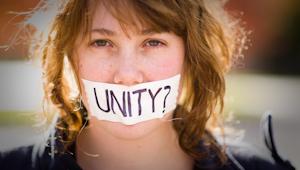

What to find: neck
left=76, top=120, right=194, bottom=170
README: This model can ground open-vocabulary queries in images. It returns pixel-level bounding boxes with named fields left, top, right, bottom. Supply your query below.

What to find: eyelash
left=143, top=39, right=166, bottom=48
left=90, top=39, right=113, bottom=47
left=89, top=39, right=166, bottom=48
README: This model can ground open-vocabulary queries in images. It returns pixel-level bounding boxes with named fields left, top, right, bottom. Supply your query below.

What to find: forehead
left=92, top=4, right=118, bottom=28
left=90, top=1, right=148, bottom=35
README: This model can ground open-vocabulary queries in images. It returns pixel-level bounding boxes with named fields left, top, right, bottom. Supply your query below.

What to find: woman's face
left=75, top=4, right=185, bottom=139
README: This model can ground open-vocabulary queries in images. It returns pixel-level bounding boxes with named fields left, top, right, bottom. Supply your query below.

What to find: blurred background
left=0, top=0, right=299, bottom=168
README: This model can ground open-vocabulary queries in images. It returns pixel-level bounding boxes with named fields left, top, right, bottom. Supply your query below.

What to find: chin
left=90, top=117, right=171, bottom=140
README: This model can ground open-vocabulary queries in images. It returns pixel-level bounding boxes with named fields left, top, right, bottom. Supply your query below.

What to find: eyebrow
left=140, top=29, right=158, bottom=35
left=91, top=28, right=115, bottom=36
left=90, top=28, right=159, bottom=36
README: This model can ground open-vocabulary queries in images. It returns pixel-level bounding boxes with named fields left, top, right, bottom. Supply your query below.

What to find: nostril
left=113, top=70, right=144, bottom=86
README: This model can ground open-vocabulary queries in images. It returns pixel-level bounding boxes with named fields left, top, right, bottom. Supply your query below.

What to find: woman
left=0, top=0, right=295, bottom=170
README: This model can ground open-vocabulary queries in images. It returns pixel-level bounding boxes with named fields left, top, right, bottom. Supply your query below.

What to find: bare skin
left=75, top=3, right=193, bottom=170
left=76, top=117, right=194, bottom=170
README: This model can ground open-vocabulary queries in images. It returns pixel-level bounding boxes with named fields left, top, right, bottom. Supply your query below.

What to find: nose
left=113, top=51, right=144, bottom=86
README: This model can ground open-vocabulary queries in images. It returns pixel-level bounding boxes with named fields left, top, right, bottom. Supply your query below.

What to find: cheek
left=79, top=57, right=114, bottom=82
left=162, top=45, right=185, bottom=73
left=142, top=51, right=184, bottom=79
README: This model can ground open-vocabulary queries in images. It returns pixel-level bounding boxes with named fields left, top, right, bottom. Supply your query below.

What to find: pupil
left=97, top=40, right=106, bottom=46
left=149, top=41, right=159, bottom=46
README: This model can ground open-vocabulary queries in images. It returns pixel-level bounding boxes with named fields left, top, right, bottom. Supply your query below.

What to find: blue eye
left=144, top=40, right=164, bottom=47
left=91, top=39, right=112, bottom=47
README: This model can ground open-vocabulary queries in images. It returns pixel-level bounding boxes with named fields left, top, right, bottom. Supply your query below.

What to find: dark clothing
left=0, top=115, right=295, bottom=170
left=0, top=144, right=294, bottom=170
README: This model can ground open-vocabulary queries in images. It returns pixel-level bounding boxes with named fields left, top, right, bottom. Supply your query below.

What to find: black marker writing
left=127, top=91, right=132, bottom=117
left=163, top=86, right=171, bottom=113
left=132, top=88, right=147, bottom=116
left=94, top=88, right=110, bottom=112
left=110, top=91, right=127, bottom=117
left=148, top=87, right=162, bottom=113
left=93, top=85, right=172, bottom=117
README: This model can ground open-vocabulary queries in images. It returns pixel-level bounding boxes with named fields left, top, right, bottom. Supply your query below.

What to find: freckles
left=78, top=63, right=84, bottom=74
left=79, top=63, right=83, bottom=69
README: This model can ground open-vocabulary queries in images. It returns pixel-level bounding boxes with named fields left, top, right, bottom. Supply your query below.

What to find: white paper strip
left=82, top=74, right=180, bottom=125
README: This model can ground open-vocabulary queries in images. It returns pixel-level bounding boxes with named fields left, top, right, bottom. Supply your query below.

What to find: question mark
left=162, top=85, right=171, bottom=113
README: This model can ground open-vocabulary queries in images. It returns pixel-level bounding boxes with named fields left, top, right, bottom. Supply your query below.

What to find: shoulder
left=222, top=114, right=295, bottom=170
left=0, top=145, right=81, bottom=170
left=220, top=145, right=294, bottom=170
left=0, top=146, right=36, bottom=170
left=194, top=144, right=288, bottom=170
left=195, top=114, right=295, bottom=170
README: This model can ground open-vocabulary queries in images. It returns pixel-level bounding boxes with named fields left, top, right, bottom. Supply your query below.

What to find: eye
left=144, top=39, right=165, bottom=47
left=90, top=39, right=112, bottom=47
